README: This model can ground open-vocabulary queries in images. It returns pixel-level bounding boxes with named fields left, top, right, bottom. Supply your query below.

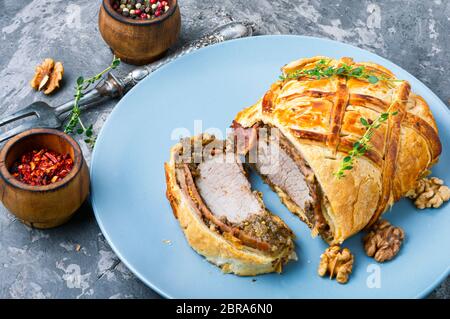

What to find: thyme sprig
left=334, top=109, right=399, bottom=178
left=64, top=56, right=121, bottom=147
left=279, top=59, right=403, bottom=178
left=280, top=59, right=401, bottom=85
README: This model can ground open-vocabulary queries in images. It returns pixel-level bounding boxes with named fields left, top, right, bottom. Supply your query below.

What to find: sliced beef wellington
left=236, top=124, right=332, bottom=242
left=233, top=56, right=441, bottom=244
left=164, top=134, right=296, bottom=276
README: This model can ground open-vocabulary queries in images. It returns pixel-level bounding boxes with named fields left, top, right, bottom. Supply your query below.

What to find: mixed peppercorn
left=112, top=0, right=170, bottom=20
left=11, top=149, right=74, bottom=186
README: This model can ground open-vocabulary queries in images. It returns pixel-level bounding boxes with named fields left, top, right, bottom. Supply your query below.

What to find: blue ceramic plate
left=91, top=35, right=450, bottom=298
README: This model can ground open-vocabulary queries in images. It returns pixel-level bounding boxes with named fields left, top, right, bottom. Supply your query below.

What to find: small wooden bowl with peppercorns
left=99, top=0, right=181, bottom=65
left=0, top=128, right=90, bottom=229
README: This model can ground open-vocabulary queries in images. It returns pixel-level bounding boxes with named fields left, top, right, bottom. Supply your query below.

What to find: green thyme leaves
left=334, top=109, right=399, bottom=178
left=64, top=56, right=121, bottom=147
left=279, top=59, right=400, bottom=85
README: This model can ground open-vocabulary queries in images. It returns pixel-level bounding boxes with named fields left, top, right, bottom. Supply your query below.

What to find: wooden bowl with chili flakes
left=98, top=0, right=181, bottom=65
left=0, top=128, right=89, bottom=229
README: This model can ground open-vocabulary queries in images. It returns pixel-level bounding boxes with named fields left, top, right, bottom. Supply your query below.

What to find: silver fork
left=0, top=101, right=73, bottom=143
left=0, top=22, right=254, bottom=143
left=0, top=86, right=109, bottom=142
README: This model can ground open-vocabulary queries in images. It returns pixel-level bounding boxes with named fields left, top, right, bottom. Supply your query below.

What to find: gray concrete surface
left=0, top=0, right=448, bottom=298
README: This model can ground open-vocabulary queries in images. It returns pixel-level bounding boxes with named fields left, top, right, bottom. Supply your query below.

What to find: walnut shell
left=30, top=58, right=64, bottom=95
left=407, top=177, right=450, bottom=209
left=318, top=245, right=354, bottom=284
left=363, top=219, right=404, bottom=263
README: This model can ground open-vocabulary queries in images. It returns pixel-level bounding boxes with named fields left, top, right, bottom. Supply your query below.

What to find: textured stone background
left=0, top=0, right=448, bottom=298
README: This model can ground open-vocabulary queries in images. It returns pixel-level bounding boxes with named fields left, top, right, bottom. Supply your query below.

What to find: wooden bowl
left=0, top=129, right=90, bottom=229
left=98, top=0, right=181, bottom=65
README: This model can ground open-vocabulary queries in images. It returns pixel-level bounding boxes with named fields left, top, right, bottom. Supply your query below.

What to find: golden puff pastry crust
left=234, top=56, right=441, bottom=244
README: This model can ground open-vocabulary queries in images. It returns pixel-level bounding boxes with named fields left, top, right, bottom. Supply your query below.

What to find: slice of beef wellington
left=236, top=124, right=332, bottom=242
left=233, top=56, right=441, bottom=245
left=164, top=134, right=296, bottom=276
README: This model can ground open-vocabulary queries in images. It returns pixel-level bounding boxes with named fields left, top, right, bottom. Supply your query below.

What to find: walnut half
left=30, top=58, right=64, bottom=95
left=318, top=246, right=354, bottom=284
left=406, top=177, right=450, bottom=209
left=363, top=219, right=404, bottom=263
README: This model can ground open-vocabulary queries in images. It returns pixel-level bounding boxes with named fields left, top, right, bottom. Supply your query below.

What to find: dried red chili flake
left=10, top=148, right=74, bottom=186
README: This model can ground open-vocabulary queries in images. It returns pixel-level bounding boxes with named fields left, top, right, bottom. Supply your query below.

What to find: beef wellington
left=233, top=56, right=441, bottom=244
left=165, top=134, right=296, bottom=276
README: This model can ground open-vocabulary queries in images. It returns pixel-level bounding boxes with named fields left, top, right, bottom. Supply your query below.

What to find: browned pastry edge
left=327, top=77, right=349, bottom=152
left=403, top=113, right=442, bottom=161
left=367, top=82, right=411, bottom=226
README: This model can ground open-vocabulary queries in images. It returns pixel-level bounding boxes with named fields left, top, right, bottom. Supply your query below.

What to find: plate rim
left=90, top=34, right=450, bottom=299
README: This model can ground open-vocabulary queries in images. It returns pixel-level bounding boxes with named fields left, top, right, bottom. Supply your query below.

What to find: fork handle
left=54, top=90, right=104, bottom=116
left=54, top=22, right=254, bottom=117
